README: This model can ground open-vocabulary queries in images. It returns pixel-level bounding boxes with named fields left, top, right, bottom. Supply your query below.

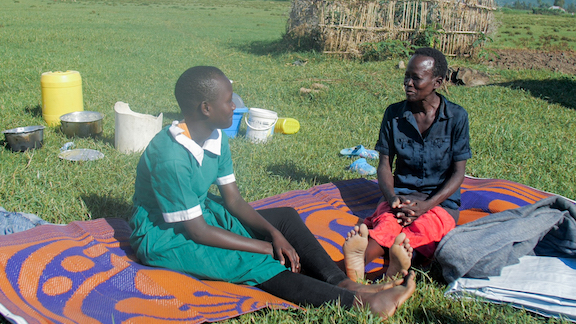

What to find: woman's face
left=403, top=55, right=442, bottom=102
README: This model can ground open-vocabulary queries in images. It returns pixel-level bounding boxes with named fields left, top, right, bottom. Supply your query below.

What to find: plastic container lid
left=232, top=93, right=245, bottom=108
left=40, top=71, right=82, bottom=87
left=59, top=149, right=104, bottom=161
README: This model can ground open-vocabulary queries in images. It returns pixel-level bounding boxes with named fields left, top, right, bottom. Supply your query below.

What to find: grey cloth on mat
left=435, top=196, right=576, bottom=283
left=0, top=207, right=51, bottom=235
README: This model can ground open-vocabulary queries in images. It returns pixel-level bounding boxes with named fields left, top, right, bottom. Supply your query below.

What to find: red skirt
left=363, top=202, right=456, bottom=258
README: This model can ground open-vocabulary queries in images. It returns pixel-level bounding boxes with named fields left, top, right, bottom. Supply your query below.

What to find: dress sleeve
left=215, top=133, right=235, bottom=186
left=452, top=109, right=472, bottom=162
left=151, top=160, right=203, bottom=223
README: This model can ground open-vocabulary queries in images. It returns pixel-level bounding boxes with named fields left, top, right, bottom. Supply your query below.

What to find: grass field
left=1, top=0, right=576, bottom=322
left=490, top=8, right=576, bottom=51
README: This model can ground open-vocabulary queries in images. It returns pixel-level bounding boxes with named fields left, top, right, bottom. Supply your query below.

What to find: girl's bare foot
left=385, top=233, right=413, bottom=279
left=338, top=276, right=407, bottom=294
left=354, top=271, right=416, bottom=319
left=342, top=224, right=369, bottom=282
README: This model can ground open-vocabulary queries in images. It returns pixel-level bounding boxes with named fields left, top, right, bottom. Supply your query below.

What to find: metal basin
left=60, top=111, right=104, bottom=138
left=2, top=126, right=45, bottom=152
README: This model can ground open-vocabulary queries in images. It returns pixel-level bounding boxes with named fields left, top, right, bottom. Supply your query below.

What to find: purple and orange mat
left=0, top=176, right=564, bottom=323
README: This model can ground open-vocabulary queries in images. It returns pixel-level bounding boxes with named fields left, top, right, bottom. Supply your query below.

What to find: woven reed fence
left=288, top=0, right=497, bottom=57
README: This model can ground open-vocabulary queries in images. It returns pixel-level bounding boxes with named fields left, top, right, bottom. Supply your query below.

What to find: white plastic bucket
left=114, top=101, right=163, bottom=153
left=245, top=108, right=278, bottom=143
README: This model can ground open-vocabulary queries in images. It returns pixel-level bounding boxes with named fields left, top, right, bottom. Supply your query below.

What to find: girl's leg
left=258, top=207, right=409, bottom=294
left=257, top=269, right=417, bottom=319
left=257, top=207, right=348, bottom=285
left=256, top=270, right=355, bottom=307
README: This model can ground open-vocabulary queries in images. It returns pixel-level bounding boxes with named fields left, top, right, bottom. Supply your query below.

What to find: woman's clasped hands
left=389, top=196, right=434, bottom=227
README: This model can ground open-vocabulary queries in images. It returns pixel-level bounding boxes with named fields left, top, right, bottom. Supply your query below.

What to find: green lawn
left=1, top=0, right=575, bottom=322
left=489, top=8, right=576, bottom=51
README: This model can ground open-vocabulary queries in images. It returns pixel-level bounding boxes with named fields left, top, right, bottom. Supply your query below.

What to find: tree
left=553, top=0, right=565, bottom=8
left=537, top=0, right=550, bottom=8
left=567, top=3, right=576, bottom=12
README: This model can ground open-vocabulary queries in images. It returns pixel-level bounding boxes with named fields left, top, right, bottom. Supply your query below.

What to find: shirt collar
left=169, top=120, right=221, bottom=166
left=401, top=94, right=451, bottom=120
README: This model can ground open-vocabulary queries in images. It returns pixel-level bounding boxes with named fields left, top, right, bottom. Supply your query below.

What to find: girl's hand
left=271, top=234, right=301, bottom=273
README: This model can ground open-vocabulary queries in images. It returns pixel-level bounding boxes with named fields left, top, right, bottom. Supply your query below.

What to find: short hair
left=413, top=47, right=448, bottom=78
left=174, top=66, right=227, bottom=114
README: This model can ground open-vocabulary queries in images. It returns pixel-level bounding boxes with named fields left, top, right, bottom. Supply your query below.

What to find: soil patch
left=483, top=49, right=576, bottom=75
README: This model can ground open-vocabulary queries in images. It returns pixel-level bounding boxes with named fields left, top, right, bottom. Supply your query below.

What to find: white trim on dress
left=163, top=205, right=203, bottom=223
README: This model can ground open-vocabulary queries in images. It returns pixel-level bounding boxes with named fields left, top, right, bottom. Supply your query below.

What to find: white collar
left=169, top=120, right=222, bottom=166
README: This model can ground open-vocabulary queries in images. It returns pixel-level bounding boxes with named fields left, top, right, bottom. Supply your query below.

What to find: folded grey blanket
left=435, top=196, right=576, bottom=283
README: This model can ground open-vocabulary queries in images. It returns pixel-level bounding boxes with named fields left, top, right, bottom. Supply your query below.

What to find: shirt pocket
left=431, top=137, right=451, bottom=164
left=396, top=138, right=417, bottom=163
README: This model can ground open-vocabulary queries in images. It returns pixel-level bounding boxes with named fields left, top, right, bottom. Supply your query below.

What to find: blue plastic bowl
left=223, top=107, right=249, bottom=138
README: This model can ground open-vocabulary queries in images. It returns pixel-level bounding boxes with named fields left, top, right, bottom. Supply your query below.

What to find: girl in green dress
left=130, top=66, right=416, bottom=319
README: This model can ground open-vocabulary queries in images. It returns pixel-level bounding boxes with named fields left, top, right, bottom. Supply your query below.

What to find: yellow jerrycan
left=41, top=71, right=84, bottom=126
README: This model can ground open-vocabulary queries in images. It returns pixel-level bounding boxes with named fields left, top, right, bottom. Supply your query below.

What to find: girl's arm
left=182, top=215, right=273, bottom=255
left=202, top=181, right=300, bottom=272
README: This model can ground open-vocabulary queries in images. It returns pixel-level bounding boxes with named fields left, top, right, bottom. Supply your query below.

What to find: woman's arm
left=399, top=159, right=467, bottom=218
left=377, top=154, right=412, bottom=208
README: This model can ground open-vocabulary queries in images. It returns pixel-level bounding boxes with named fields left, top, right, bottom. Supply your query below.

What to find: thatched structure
left=287, top=0, right=497, bottom=57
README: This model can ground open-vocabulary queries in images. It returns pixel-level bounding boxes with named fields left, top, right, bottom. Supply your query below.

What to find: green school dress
left=129, top=123, right=287, bottom=286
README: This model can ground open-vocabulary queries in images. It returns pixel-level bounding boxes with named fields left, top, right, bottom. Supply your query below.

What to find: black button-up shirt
left=375, top=94, right=472, bottom=208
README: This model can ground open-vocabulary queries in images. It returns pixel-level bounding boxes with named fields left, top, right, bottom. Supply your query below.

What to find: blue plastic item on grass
left=340, top=145, right=379, bottom=159
left=348, top=158, right=376, bottom=176
left=223, top=107, right=249, bottom=138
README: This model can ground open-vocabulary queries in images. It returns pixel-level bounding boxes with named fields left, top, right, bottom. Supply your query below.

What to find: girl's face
left=403, top=55, right=442, bottom=102
left=207, top=76, right=236, bottom=130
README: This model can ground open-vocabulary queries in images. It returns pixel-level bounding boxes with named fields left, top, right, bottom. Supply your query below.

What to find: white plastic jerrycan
left=114, top=101, right=163, bottom=153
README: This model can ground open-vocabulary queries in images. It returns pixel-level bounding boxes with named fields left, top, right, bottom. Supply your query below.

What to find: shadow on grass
left=267, top=161, right=332, bottom=185
left=24, top=104, right=42, bottom=118
left=233, top=31, right=323, bottom=57
left=98, top=134, right=115, bottom=147
left=235, top=39, right=290, bottom=57
left=496, top=77, right=576, bottom=110
left=56, top=128, right=115, bottom=147
left=408, top=306, right=489, bottom=324
left=81, top=194, right=132, bottom=221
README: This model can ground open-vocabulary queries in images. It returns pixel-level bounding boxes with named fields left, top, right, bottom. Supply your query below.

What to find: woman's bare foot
left=355, top=271, right=416, bottom=319
left=342, top=224, right=369, bottom=282
left=385, top=233, right=413, bottom=279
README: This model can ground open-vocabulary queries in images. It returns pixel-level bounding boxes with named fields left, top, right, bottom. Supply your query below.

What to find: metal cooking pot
left=2, top=126, right=45, bottom=152
left=60, top=111, right=104, bottom=138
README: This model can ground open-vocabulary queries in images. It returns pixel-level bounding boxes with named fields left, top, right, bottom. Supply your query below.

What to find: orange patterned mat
left=0, top=176, right=562, bottom=323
